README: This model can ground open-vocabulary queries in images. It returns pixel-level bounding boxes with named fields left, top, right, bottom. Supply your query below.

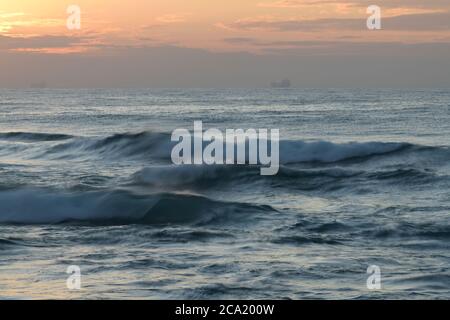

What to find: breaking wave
left=2, top=130, right=444, bottom=164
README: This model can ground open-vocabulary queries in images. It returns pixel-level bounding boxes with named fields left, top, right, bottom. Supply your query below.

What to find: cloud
left=221, top=11, right=450, bottom=32
left=223, top=37, right=335, bottom=48
left=223, top=37, right=256, bottom=44
left=350, top=0, right=450, bottom=9
left=140, top=13, right=191, bottom=30
left=0, top=34, right=90, bottom=52
left=0, top=12, right=26, bottom=19
left=384, top=12, right=450, bottom=31
left=259, top=0, right=450, bottom=9
left=0, top=15, right=64, bottom=33
left=156, top=13, right=190, bottom=24
left=259, top=0, right=331, bottom=8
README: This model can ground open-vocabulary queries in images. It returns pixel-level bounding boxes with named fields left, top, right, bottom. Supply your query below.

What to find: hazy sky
left=1, top=0, right=449, bottom=87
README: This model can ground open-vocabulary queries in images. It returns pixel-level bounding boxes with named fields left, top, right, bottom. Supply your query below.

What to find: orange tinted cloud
left=0, top=0, right=449, bottom=54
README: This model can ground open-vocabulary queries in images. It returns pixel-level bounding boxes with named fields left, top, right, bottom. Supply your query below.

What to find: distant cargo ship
left=270, top=79, right=291, bottom=88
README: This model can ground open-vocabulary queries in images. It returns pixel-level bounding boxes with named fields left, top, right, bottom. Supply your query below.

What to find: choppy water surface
left=0, top=89, right=449, bottom=299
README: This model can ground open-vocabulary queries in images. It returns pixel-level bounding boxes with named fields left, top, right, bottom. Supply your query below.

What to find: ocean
left=0, top=88, right=449, bottom=299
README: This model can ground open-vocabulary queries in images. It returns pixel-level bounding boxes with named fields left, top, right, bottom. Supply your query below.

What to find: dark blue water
left=0, top=89, right=449, bottom=299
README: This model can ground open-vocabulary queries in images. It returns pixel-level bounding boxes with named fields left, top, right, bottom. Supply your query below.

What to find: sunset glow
left=1, top=0, right=449, bottom=54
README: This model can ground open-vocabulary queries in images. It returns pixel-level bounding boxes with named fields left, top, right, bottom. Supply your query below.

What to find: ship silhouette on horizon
left=270, top=79, right=291, bottom=88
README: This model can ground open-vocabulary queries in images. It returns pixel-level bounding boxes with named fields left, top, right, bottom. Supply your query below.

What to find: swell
left=0, top=238, right=22, bottom=249
left=279, top=140, right=415, bottom=164
left=131, top=164, right=444, bottom=190
left=0, top=237, right=47, bottom=249
left=273, top=213, right=450, bottom=246
left=0, top=132, right=73, bottom=142
left=0, top=188, right=275, bottom=225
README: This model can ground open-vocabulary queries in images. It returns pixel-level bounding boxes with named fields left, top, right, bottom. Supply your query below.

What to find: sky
left=1, top=0, right=450, bottom=88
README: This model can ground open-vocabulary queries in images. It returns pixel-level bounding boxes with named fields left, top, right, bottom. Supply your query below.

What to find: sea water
left=0, top=88, right=448, bottom=299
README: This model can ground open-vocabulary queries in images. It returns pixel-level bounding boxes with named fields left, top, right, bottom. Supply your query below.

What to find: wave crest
left=3, top=130, right=443, bottom=165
